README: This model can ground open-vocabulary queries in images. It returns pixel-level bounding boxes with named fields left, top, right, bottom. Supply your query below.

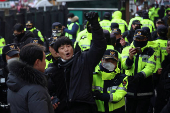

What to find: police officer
left=151, top=19, right=165, bottom=40
left=1, top=43, right=19, bottom=113
left=111, top=11, right=128, bottom=34
left=64, top=14, right=80, bottom=44
left=100, top=12, right=111, bottom=32
left=148, top=4, right=155, bottom=21
left=46, top=22, right=62, bottom=68
left=128, top=11, right=143, bottom=30
left=0, top=35, right=6, bottom=68
left=154, top=25, right=168, bottom=63
left=67, top=13, right=74, bottom=26
left=110, top=23, right=119, bottom=32
left=121, top=29, right=156, bottom=113
left=154, top=4, right=160, bottom=24
left=25, top=20, right=44, bottom=42
left=141, top=12, right=155, bottom=32
left=13, top=23, right=34, bottom=49
left=123, top=20, right=142, bottom=44
left=75, top=21, right=92, bottom=52
left=92, top=50, right=128, bottom=113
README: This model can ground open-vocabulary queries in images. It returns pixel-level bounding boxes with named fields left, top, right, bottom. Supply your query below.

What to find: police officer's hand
left=120, top=37, right=126, bottom=47
left=129, top=48, right=136, bottom=60
left=84, top=12, right=99, bottom=23
left=92, top=90, right=102, bottom=100
left=157, top=68, right=162, bottom=75
left=132, top=72, right=145, bottom=84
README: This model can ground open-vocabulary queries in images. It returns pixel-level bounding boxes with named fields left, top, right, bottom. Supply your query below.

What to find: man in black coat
left=46, top=12, right=106, bottom=113
left=0, top=43, right=19, bottom=113
left=13, top=23, right=34, bottom=49
left=7, top=44, right=56, bottom=113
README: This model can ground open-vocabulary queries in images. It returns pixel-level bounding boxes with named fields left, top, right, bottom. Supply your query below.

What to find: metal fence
left=0, top=5, right=68, bottom=44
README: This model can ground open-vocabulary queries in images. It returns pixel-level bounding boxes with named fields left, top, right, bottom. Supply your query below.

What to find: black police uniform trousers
left=126, top=97, right=151, bottom=113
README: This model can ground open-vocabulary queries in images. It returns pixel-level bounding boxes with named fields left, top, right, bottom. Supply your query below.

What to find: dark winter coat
left=6, top=60, right=54, bottom=113
left=162, top=15, right=169, bottom=27
left=13, top=31, right=34, bottom=48
left=46, top=27, right=106, bottom=112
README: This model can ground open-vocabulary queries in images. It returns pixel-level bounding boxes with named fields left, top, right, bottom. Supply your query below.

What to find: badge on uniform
left=10, top=45, right=15, bottom=49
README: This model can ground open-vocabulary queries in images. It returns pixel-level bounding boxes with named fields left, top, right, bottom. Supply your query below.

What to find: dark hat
left=30, top=38, right=44, bottom=46
left=142, top=27, right=150, bottom=33
left=26, top=20, right=33, bottom=26
left=103, top=49, right=118, bottom=61
left=156, top=18, right=164, bottom=24
left=157, top=25, right=168, bottom=35
left=112, top=28, right=121, bottom=35
left=67, top=13, right=74, bottom=18
left=48, top=36, right=58, bottom=46
left=52, top=22, right=62, bottom=30
left=2, top=43, right=19, bottom=62
left=132, top=20, right=142, bottom=25
left=134, top=29, right=147, bottom=39
left=111, top=23, right=119, bottom=29
left=103, top=12, right=110, bottom=19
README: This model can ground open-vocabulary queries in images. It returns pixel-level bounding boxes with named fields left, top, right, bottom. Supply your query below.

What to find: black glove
left=92, top=90, right=110, bottom=101
left=84, top=12, right=100, bottom=30
left=131, top=72, right=145, bottom=84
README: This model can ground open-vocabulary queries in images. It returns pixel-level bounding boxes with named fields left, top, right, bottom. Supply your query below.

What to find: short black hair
left=20, top=43, right=46, bottom=66
left=13, top=23, right=24, bottom=32
left=53, top=36, right=73, bottom=53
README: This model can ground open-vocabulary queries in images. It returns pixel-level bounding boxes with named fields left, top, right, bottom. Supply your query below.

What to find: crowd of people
left=0, top=3, right=170, bottom=113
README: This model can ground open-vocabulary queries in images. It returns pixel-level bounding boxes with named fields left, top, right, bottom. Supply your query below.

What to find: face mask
left=67, top=18, right=71, bottom=21
left=135, top=26, right=141, bottom=30
left=15, top=32, right=25, bottom=39
left=7, top=57, right=19, bottom=64
left=52, top=30, right=61, bottom=37
left=133, top=40, right=147, bottom=48
left=116, top=38, right=121, bottom=47
left=102, top=62, right=115, bottom=72
left=26, top=28, right=32, bottom=30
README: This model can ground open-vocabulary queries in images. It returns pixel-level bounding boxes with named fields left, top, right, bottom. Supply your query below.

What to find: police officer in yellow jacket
left=45, top=22, right=62, bottom=68
left=25, top=20, right=44, bottom=42
left=0, top=36, right=6, bottom=55
left=64, top=15, right=80, bottom=44
left=100, top=12, right=111, bottom=32
left=111, top=11, right=128, bottom=34
left=154, top=25, right=168, bottom=63
left=141, top=12, right=155, bottom=32
left=92, top=49, right=128, bottom=113
left=0, top=36, right=6, bottom=68
left=121, top=29, right=156, bottom=113
left=128, top=11, right=143, bottom=30
left=75, top=21, right=92, bottom=52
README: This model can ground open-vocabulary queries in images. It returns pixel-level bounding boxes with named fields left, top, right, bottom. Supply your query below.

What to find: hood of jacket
left=112, top=11, right=122, bottom=19
left=71, top=16, right=79, bottom=23
left=6, top=60, right=47, bottom=92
